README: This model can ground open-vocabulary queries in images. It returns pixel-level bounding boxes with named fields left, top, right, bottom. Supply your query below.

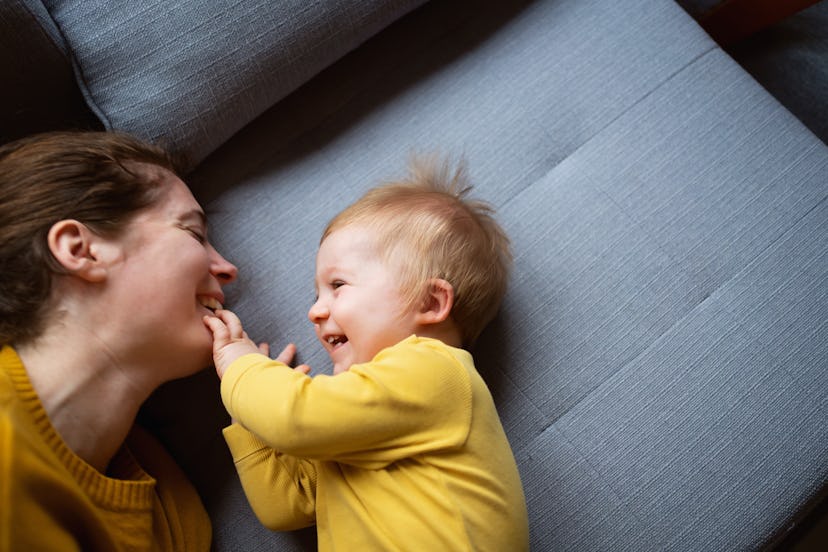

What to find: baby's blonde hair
left=322, top=156, right=512, bottom=346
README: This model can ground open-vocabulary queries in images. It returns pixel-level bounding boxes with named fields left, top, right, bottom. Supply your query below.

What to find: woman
left=0, top=131, right=236, bottom=550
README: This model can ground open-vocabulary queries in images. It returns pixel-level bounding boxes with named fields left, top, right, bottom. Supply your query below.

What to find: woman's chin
left=171, top=332, right=215, bottom=377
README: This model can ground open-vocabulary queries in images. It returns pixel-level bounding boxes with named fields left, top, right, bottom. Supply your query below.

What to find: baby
left=204, top=158, right=529, bottom=550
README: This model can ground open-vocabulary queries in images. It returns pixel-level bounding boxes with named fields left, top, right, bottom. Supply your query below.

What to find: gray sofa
left=4, top=0, right=827, bottom=550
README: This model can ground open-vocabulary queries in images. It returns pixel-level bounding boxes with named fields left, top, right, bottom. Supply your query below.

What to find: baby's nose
left=308, top=300, right=329, bottom=324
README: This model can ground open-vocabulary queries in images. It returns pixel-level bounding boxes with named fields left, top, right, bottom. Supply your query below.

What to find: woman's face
left=104, top=168, right=237, bottom=380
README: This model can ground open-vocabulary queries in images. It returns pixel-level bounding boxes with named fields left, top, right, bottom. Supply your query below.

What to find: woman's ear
left=47, top=220, right=109, bottom=283
left=416, top=278, right=454, bottom=325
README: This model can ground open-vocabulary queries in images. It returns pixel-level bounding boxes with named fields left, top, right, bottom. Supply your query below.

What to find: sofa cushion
left=39, top=0, right=428, bottom=169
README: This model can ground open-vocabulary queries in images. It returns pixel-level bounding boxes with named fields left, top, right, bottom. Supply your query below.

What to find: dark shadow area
left=189, top=0, right=536, bottom=200
left=472, top=314, right=512, bottom=408
left=138, top=369, right=231, bottom=504
left=767, top=486, right=828, bottom=551
left=726, top=1, right=828, bottom=145
left=0, top=1, right=102, bottom=145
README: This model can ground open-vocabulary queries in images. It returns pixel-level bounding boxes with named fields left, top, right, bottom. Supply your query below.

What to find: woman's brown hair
left=0, top=131, right=179, bottom=346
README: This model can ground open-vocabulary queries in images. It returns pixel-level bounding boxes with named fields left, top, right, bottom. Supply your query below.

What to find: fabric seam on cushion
left=538, top=190, right=825, bottom=546
left=502, top=45, right=818, bottom=428
left=547, top=190, right=827, bottom=430
left=552, top=423, right=657, bottom=551
left=498, top=45, right=719, bottom=217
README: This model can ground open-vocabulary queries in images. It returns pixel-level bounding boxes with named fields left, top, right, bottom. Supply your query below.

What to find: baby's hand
left=203, top=309, right=264, bottom=378
left=203, top=309, right=312, bottom=378
left=273, top=342, right=312, bottom=376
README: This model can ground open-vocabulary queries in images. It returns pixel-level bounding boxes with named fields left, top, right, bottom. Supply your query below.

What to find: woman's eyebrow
left=179, top=208, right=208, bottom=227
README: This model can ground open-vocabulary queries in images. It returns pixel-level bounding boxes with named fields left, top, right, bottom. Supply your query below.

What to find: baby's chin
left=332, top=363, right=351, bottom=375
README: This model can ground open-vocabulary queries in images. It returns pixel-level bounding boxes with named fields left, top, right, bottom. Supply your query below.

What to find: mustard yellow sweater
left=222, top=335, right=529, bottom=551
left=0, top=346, right=211, bottom=551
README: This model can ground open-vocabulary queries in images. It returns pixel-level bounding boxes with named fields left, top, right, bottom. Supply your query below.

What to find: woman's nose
left=209, top=246, right=238, bottom=284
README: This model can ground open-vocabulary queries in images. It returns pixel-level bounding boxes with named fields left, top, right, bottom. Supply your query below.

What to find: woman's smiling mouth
left=198, top=296, right=223, bottom=312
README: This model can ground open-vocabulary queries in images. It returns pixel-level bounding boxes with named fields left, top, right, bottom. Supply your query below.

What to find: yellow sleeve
left=223, top=423, right=317, bottom=530
left=220, top=338, right=473, bottom=468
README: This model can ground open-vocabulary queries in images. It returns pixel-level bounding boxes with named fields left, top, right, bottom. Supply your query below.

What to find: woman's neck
left=16, top=334, right=154, bottom=473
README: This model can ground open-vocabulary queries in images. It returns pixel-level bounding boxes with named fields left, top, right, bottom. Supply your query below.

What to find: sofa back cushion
left=39, top=0, right=429, bottom=169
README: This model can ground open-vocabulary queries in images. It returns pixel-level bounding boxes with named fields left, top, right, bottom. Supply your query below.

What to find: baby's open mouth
left=326, top=335, right=348, bottom=347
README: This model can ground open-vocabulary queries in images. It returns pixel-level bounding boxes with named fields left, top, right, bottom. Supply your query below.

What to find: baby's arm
left=224, top=424, right=318, bottom=530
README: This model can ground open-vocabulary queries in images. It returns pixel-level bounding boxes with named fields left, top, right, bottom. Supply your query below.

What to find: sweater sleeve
left=220, top=337, right=473, bottom=469
left=223, top=423, right=317, bottom=530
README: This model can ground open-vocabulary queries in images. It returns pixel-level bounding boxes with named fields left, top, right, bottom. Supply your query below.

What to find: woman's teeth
left=199, top=296, right=223, bottom=311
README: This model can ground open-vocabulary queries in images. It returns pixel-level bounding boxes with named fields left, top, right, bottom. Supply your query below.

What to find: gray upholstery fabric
left=135, top=0, right=828, bottom=550
left=40, top=0, right=428, bottom=169
left=510, top=48, right=828, bottom=550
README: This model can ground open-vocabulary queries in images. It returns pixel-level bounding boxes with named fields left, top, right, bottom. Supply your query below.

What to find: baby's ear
left=47, top=219, right=112, bottom=283
left=416, top=278, right=454, bottom=325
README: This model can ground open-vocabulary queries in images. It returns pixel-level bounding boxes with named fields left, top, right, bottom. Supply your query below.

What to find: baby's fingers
left=274, top=344, right=311, bottom=374
left=215, top=309, right=245, bottom=339
left=275, top=343, right=297, bottom=365
left=203, top=315, right=230, bottom=345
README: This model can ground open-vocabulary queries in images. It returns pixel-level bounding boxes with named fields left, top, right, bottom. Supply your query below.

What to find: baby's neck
left=415, top=320, right=463, bottom=349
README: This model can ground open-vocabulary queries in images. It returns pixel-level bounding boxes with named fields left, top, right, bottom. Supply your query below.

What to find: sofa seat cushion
left=40, top=0, right=428, bottom=169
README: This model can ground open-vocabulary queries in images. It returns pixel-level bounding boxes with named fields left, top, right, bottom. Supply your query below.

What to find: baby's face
left=308, top=225, right=419, bottom=374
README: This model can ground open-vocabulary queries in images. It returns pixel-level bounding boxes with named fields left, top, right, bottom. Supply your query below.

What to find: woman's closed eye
left=182, top=225, right=206, bottom=243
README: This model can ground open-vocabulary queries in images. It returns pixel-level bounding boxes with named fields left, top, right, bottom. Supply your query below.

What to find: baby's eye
left=331, top=280, right=345, bottom=289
